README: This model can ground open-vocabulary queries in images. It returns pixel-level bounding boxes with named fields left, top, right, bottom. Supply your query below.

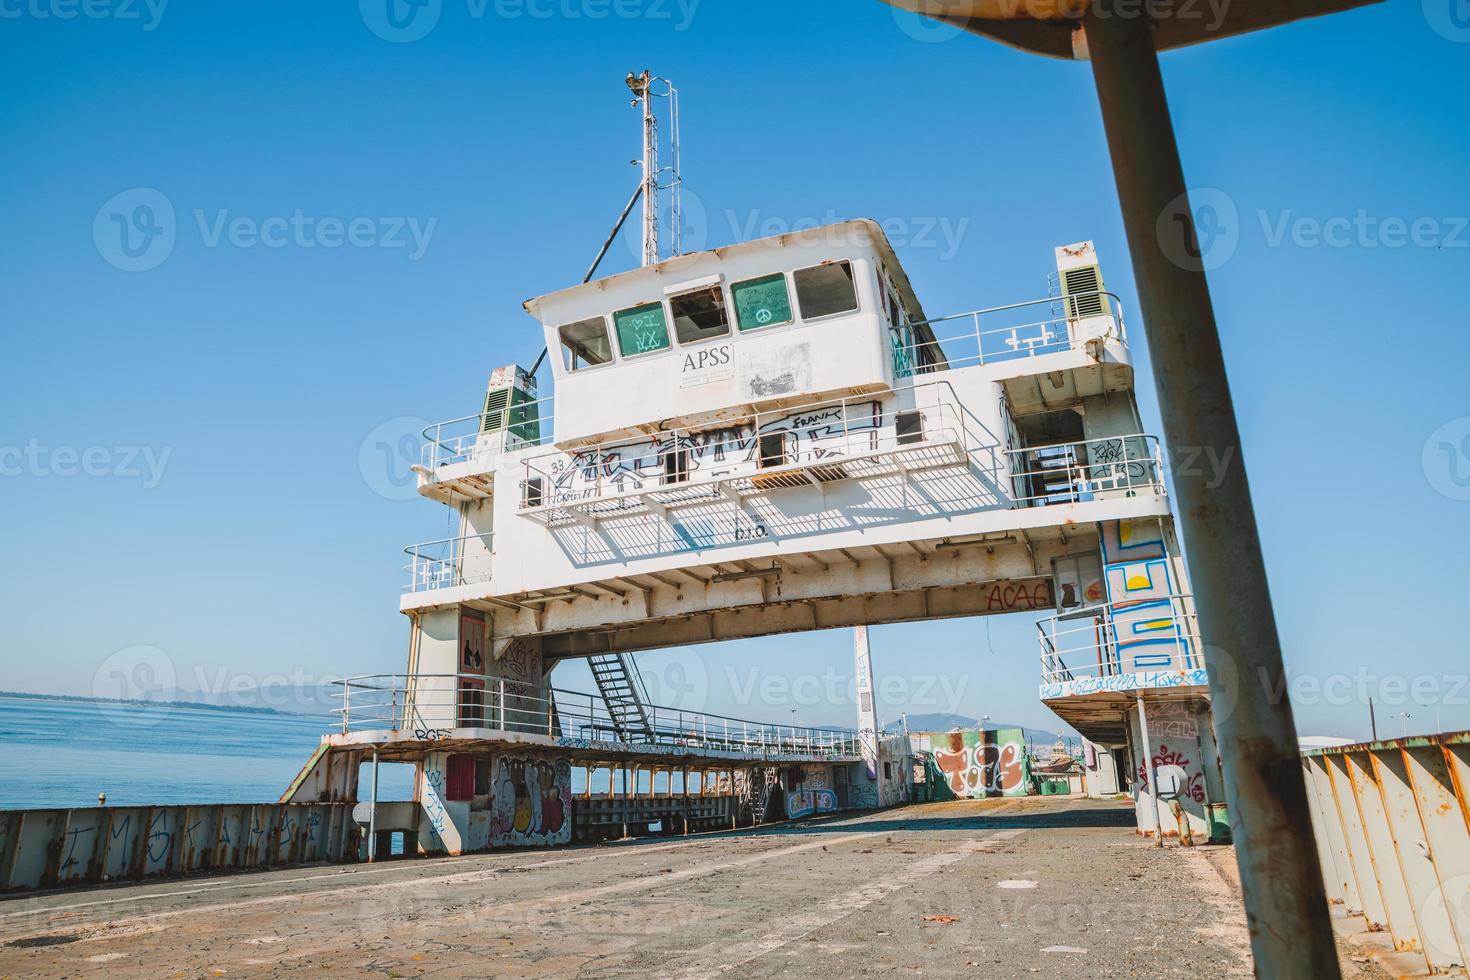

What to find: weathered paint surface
left=0, top=802, right=356, bottom=893
left=1303, top=731, right=1470, bottom=975
left=914, top=727, right=1029, bottom=799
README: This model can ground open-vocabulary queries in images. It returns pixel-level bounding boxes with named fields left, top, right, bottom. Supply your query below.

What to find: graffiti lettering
left=984, top=581, right=1052, bottom=612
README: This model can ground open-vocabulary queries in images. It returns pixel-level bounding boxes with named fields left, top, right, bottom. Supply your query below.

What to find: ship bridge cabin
left=403, top=218, right=1201, bottom=725
left=410, top=218, right=1151, bottom=619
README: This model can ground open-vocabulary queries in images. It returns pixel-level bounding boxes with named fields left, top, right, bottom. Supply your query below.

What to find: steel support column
left=1082, top=8, right=1339, bottom=977
left=1136, top=695, right=1163, bottom=849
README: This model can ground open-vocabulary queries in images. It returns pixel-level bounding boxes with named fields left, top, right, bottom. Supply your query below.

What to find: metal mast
left=625, top=70, right=683, bottom=267
left=627, top=70, right=659, bottom=266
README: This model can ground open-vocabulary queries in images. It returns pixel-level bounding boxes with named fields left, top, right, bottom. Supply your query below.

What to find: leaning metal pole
left=1082, top=8, right=1340, bottom=978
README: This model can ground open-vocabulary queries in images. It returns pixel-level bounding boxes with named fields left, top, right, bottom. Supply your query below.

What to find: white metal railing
left=894, top=290, right=1126, bottom=378
left=403, top=533, right=494, bottom=593
left=516, top=380, right=970, bottom=516
left=331, top=674, right=863, bottom=758
left=420, top=393, right=557, bottom=470
left=1037, top=592, right=1202, bottom=685
left=1007, top=433, right=1165, bottom=507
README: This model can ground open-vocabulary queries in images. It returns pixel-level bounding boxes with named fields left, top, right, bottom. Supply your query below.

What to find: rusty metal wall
left=0, top=802, right=358, bottom=893
left=1302, top=731, right=1470, bottom=973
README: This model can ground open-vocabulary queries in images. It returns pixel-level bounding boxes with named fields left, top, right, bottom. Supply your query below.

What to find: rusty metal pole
left=1082, top=8, right=1340, bottom=978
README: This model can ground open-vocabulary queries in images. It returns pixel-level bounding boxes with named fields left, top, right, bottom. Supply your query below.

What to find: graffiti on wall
left=534, top=401, right=885, bottom=506
left=1039, top=667, right=1210, bottom=700
left=1105, top=558, right=1188, bottom=670
left=788, top=789, right=839, bottom=819
left=928, top=728, right=1028, bottom=798
left=489, top=756, right=572, bottom=848
left=1099, top=520, right=1189, bottom=673
left=1136, top=743, right=1206, bottom=804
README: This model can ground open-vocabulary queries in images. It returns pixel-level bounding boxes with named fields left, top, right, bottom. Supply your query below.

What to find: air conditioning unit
left=1054, top=241, right=1115, bottom=348
left=479, top=365, right=542, bottom=449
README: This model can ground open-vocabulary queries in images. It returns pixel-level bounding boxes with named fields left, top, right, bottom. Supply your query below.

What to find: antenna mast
left=626, top=70, right=683, bottom=266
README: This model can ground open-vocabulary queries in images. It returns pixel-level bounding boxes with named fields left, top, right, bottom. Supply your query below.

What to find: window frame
left=666, top=284, right=733, bottom=347
left=613, top=301, right=674, bottom=359
left=731, top=272, right=796, bottom=333
left=556, top=315, right=616, bottom=374
left=792, top=259, right=861, bottom=323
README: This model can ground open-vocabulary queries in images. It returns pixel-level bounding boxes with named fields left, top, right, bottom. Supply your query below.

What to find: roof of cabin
left=522, top=218, right=929, bottom=327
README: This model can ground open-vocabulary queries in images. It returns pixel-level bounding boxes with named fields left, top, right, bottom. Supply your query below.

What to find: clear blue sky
left=2, top=0, right=1466, bottom=741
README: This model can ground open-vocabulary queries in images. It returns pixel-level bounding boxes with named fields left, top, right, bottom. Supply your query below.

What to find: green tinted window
left=732, top=274, right=794, bottom=332
left=614, top=302, right=671, bottom=356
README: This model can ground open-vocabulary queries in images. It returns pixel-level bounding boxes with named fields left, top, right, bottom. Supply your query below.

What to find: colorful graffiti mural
left=924, top=728, right=1029, bottom=799
left=1098, top=519, right=1190, bottom=673
left=489, top=756, right=572, bottom=847
left=788, top=789, right=839, bottom=819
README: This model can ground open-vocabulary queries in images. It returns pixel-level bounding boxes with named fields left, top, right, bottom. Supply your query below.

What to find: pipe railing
left=1037, top=592, right=1202, bottom=685
left=402, top=533, right=494, bottom=593
left=1007, top=433, right=1165, bottom=507
left=516, top=381, right=970, bottom=515
left=894, top=290, right=1127, bottom=377
left=331, top=674, right=863, bottom=758
left=420, top=393, right=558, bottom=470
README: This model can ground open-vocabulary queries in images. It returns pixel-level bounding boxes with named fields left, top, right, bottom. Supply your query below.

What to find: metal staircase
left=588, top=653, right=655, bottom=743
left=748, top=765, right=781, bottom=825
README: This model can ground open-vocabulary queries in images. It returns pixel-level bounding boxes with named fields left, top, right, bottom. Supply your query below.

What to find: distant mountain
left=0, top=690, right=303, bottom=716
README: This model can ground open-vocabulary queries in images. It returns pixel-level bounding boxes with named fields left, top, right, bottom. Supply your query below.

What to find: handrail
left=402, top=532, right=494, bottom=593
left=420, top=393, right=558, bottom=469
left=516, top=378, right=970, bottom=514
left=416, top=292, right=1123, bottom=464
left=895, top=290, right=1127, bottom=377
left=330, top=674, right=863, bottom=758
left=1036, top=591, right=1202, bottom=685
left=1006, top=432, right=1165, bottom=506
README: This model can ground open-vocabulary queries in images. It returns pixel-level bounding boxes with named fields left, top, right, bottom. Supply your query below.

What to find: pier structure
left=285, top=218, right=1227, bottom=854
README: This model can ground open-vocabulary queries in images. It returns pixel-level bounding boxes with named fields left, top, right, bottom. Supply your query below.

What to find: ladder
left=748, top=765, right=780, bottom=825
left=588, top=653, right=654, bottom=743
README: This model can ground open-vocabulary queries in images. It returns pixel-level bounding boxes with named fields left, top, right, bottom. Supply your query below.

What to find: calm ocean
left=0, top=695, right=412, bottom=810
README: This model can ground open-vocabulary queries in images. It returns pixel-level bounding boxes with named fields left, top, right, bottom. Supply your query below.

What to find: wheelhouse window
left=758, top=432, right=789, bottom=469
left=794, top=260, right=859, bottom=320
left=669, top=285, right=730, bottom=344
left=732, top=273, right=794, bottom=332
left=558, top=316, right=613, bottom=371
left=662, top=446, right=690, bottom=485
left=614, top=302, right=671, bottom=357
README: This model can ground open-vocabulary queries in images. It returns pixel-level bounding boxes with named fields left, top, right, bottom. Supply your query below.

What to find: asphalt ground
left=0, top=796, right=1386, bottom=979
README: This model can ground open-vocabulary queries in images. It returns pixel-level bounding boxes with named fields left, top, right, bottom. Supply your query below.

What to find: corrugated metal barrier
left=0, top=802, right=358, bottom=893
left=1302, top=731, right=1470, bottom=973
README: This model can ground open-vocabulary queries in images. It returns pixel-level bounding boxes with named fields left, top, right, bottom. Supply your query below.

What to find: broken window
left=522, top=476, right=544, bottom=509
left=758, top=432, right=789, bottom=469
left=794, top=260, right=859, bottom=320
left=615, top=302, right=671, bottom=357
left=558, top=316, right=613, bottom=371
left=895, top=409, right=924, bottom=446
left=662, top=446, right=690, bottom=485
left=732, top=273, right=794, bottom=331
left=669, top=285, right=730, bottom=344
left=474, top=757, right=493, bottom=795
